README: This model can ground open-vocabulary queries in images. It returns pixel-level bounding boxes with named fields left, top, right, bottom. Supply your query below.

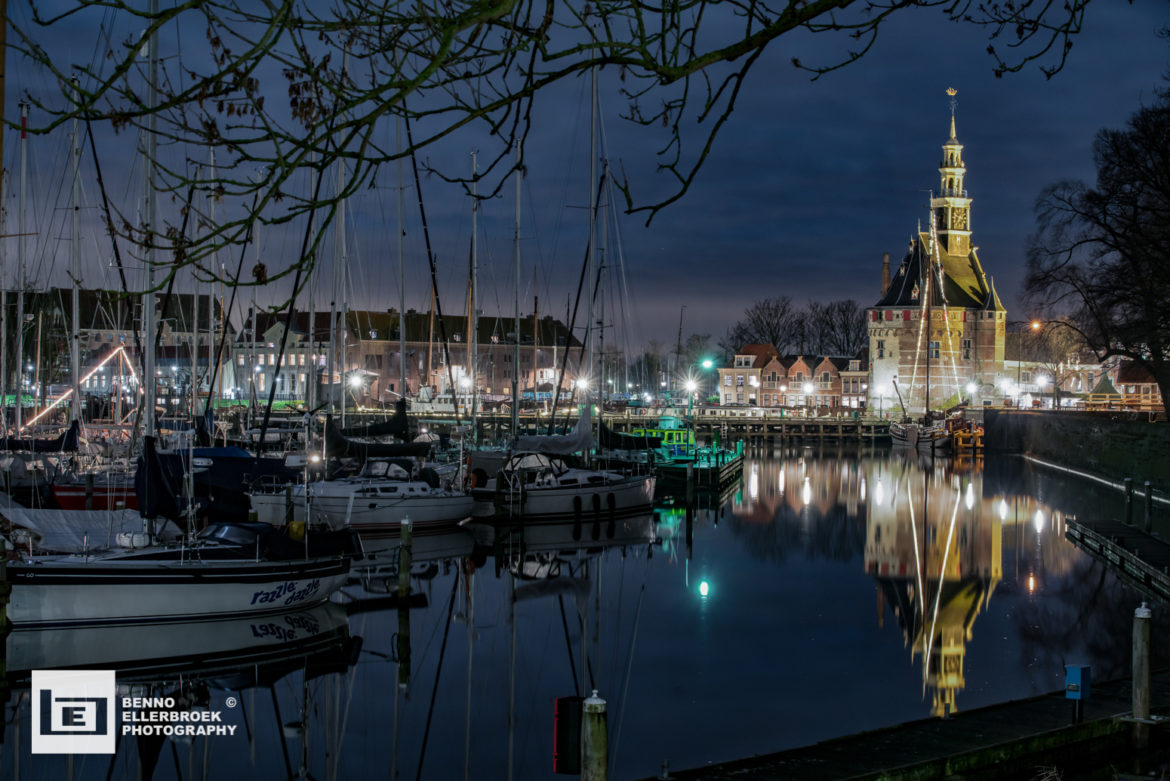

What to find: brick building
left=867, top=100, right=1006, bottom=414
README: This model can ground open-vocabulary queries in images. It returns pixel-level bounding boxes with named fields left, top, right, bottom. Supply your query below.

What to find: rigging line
left=255, top=154, right=329, bottom=454
left=924, top=490, right=964, bottom=693
left=85, top=111, right=146, bottom=409
left=557, top=593, right=581, bottom=697
left=547, top=170, right=606, bottom=435
left=152, top=178, right=199, bottom=358
left=415, top=570, right=461, bottom=781
left=402, top=104, right=460, bottom=423
left=202, top=194, right=259, bottom=417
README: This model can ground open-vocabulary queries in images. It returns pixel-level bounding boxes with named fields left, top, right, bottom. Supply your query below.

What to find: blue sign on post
left=1065, top=665, right=1091, bottom=700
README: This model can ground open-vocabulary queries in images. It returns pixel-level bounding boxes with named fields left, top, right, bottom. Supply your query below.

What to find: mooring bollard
left=1125, top=478, right=1134, bottom=525
left=1134, top=602, right=1151, bottom=720
left=1144, top=481, right=1153, bottom=533
left=581, top=689, right=608, bottom=781
left=398, top=516, right=413, bottom=598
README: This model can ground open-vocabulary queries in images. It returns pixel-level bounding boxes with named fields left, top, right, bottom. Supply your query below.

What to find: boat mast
left=586, top=67, right=597, bottom=399
left=470, top=150, right=478, bottom=441
left=511, top=139, right=520, bottom=438
left=306, top=150, right=317, bottom=411
left=397, top=118, right=407, bottom=402
left=598, top=158, right=609, bottom=406
left=15, top=101, right=26, bottom=434
left=328, top=157, right=344, bottom=420
left=143, top=0, right=159, bottom=438
left=69, top=77, right=82, bottom=425
left=0, top=0, right=7, bottom=436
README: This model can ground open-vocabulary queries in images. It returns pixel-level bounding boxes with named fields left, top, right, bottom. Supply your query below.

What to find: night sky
left=4, top=2, right=1169, bottom=355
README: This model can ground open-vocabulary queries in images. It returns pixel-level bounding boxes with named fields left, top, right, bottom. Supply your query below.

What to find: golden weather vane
left=946, top=87, right=958, bottom=117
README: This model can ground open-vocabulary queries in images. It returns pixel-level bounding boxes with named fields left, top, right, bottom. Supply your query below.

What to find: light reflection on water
left=3, top=449, right=1166, bottom=780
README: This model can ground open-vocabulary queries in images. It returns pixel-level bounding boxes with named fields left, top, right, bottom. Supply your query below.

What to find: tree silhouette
left=15, top=0, right=1094, bottom=299
left=1026, top=85, right=1170, bottom=415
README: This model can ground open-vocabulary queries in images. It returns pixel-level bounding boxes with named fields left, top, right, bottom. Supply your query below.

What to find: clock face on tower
left=952, top=209, right=969, bottom=230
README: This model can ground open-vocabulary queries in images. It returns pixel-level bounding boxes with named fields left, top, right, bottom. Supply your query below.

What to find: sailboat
left=890, top=214, right=952, bottom=453
left=488, top=404, right=655, bottom=523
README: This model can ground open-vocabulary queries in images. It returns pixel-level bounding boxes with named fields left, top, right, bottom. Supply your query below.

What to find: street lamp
left=803, top=382, right=814, bottom=413
left=875, top=384, right=887, bottom=418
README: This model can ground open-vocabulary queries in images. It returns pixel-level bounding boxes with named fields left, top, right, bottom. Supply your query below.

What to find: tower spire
left=947, top=87, right=958, bottom=141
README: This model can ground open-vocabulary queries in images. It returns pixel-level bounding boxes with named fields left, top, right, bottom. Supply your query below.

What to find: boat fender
left=606, top=492, right=616, bottom=539
left=572, top=495, right=583, bottom=541
left=591, top=493, right=602, bottom=541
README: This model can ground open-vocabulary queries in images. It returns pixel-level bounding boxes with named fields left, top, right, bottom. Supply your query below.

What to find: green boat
left=603, top=415, right=744, bottom=495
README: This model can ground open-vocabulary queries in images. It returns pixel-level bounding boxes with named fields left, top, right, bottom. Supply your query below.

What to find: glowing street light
left=349, top=374, right=364, bottom=389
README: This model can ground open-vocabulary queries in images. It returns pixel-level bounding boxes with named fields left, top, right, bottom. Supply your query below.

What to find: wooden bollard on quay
left=1134, top=602, right=1151, bottom=718
left=581, top=689, right=608, bottom=781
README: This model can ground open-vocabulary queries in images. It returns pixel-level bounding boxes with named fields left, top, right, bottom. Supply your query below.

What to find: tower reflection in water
left=864, top=453, right=1067, bottom=717
left=726, top=448, right=1072, bottom=719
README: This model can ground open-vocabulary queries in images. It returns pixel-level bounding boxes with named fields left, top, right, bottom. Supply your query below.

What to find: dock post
left=1133, top=602, right=1151, bottom=745
left=581, top=689, right=608, bottom=781
left=398, top=516, right=413, bottom=598
left=1144, top=481, right=1153, bottom=532
left=1125, top=478, right=1134, bottom=525
left=686, top=464, right=694, bottom=507
left=284, top=484, right=294, bottom=526
left=85, top=472, right=95, bottom=511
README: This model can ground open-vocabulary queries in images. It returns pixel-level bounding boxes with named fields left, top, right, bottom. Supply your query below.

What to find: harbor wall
left=984, top=410, right=1170, bottom=492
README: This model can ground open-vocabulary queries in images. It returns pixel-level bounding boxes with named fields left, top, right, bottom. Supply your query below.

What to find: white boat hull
left=497, top=475, right=656, bottom=523
left=250, top=490, right=474, bottom=552
left=6, top=555, right=350, bottom=627
left=6, top=602, right=350, bottom=674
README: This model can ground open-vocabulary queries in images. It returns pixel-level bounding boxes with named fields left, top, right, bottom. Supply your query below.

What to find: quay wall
left=984, top=410, right=1170, bottom=492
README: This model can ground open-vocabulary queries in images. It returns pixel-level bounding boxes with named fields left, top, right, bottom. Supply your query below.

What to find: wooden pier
left=1065, top=518, right=1170, bottom=604
left=643, top=669, right=1170, bottom=780
left=405, top=409, right=891, bottom=446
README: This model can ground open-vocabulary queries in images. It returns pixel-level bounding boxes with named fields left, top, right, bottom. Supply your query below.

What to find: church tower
left=866, top=90, right=1006, bottom=415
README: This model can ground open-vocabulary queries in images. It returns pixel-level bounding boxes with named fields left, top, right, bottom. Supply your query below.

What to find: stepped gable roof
left=874, top=233, right=1003, bottom=311
left=1117, top=361, right=1157, bottom=385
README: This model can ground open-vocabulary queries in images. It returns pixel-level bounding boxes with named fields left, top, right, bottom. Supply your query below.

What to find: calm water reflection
left=4, top=449, right=1167, bottom=780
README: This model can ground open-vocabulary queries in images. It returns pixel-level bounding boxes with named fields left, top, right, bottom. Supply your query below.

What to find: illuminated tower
left=866, top=89, right=1006, bottom=414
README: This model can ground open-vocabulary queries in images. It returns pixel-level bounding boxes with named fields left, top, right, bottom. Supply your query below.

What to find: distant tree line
left=719, top=297, right=868, bottom=359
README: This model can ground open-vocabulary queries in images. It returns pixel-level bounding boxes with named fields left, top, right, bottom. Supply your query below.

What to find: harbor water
left=3, top=448, right=1166, bottom=779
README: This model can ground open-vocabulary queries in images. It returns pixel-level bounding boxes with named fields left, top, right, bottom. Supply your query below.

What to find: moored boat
left=4, top=522, right=354, bottom=627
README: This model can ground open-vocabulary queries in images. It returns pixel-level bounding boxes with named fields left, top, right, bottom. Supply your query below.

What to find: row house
left=717, top=344, right=775, bottom=405
left=720, top=346, right=869, bottom=411
left=234, top=308, right=582, bottom=404
left=3, top=288, right=231, bottom=405
left=1114, top=360, right=1163, bottom=408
